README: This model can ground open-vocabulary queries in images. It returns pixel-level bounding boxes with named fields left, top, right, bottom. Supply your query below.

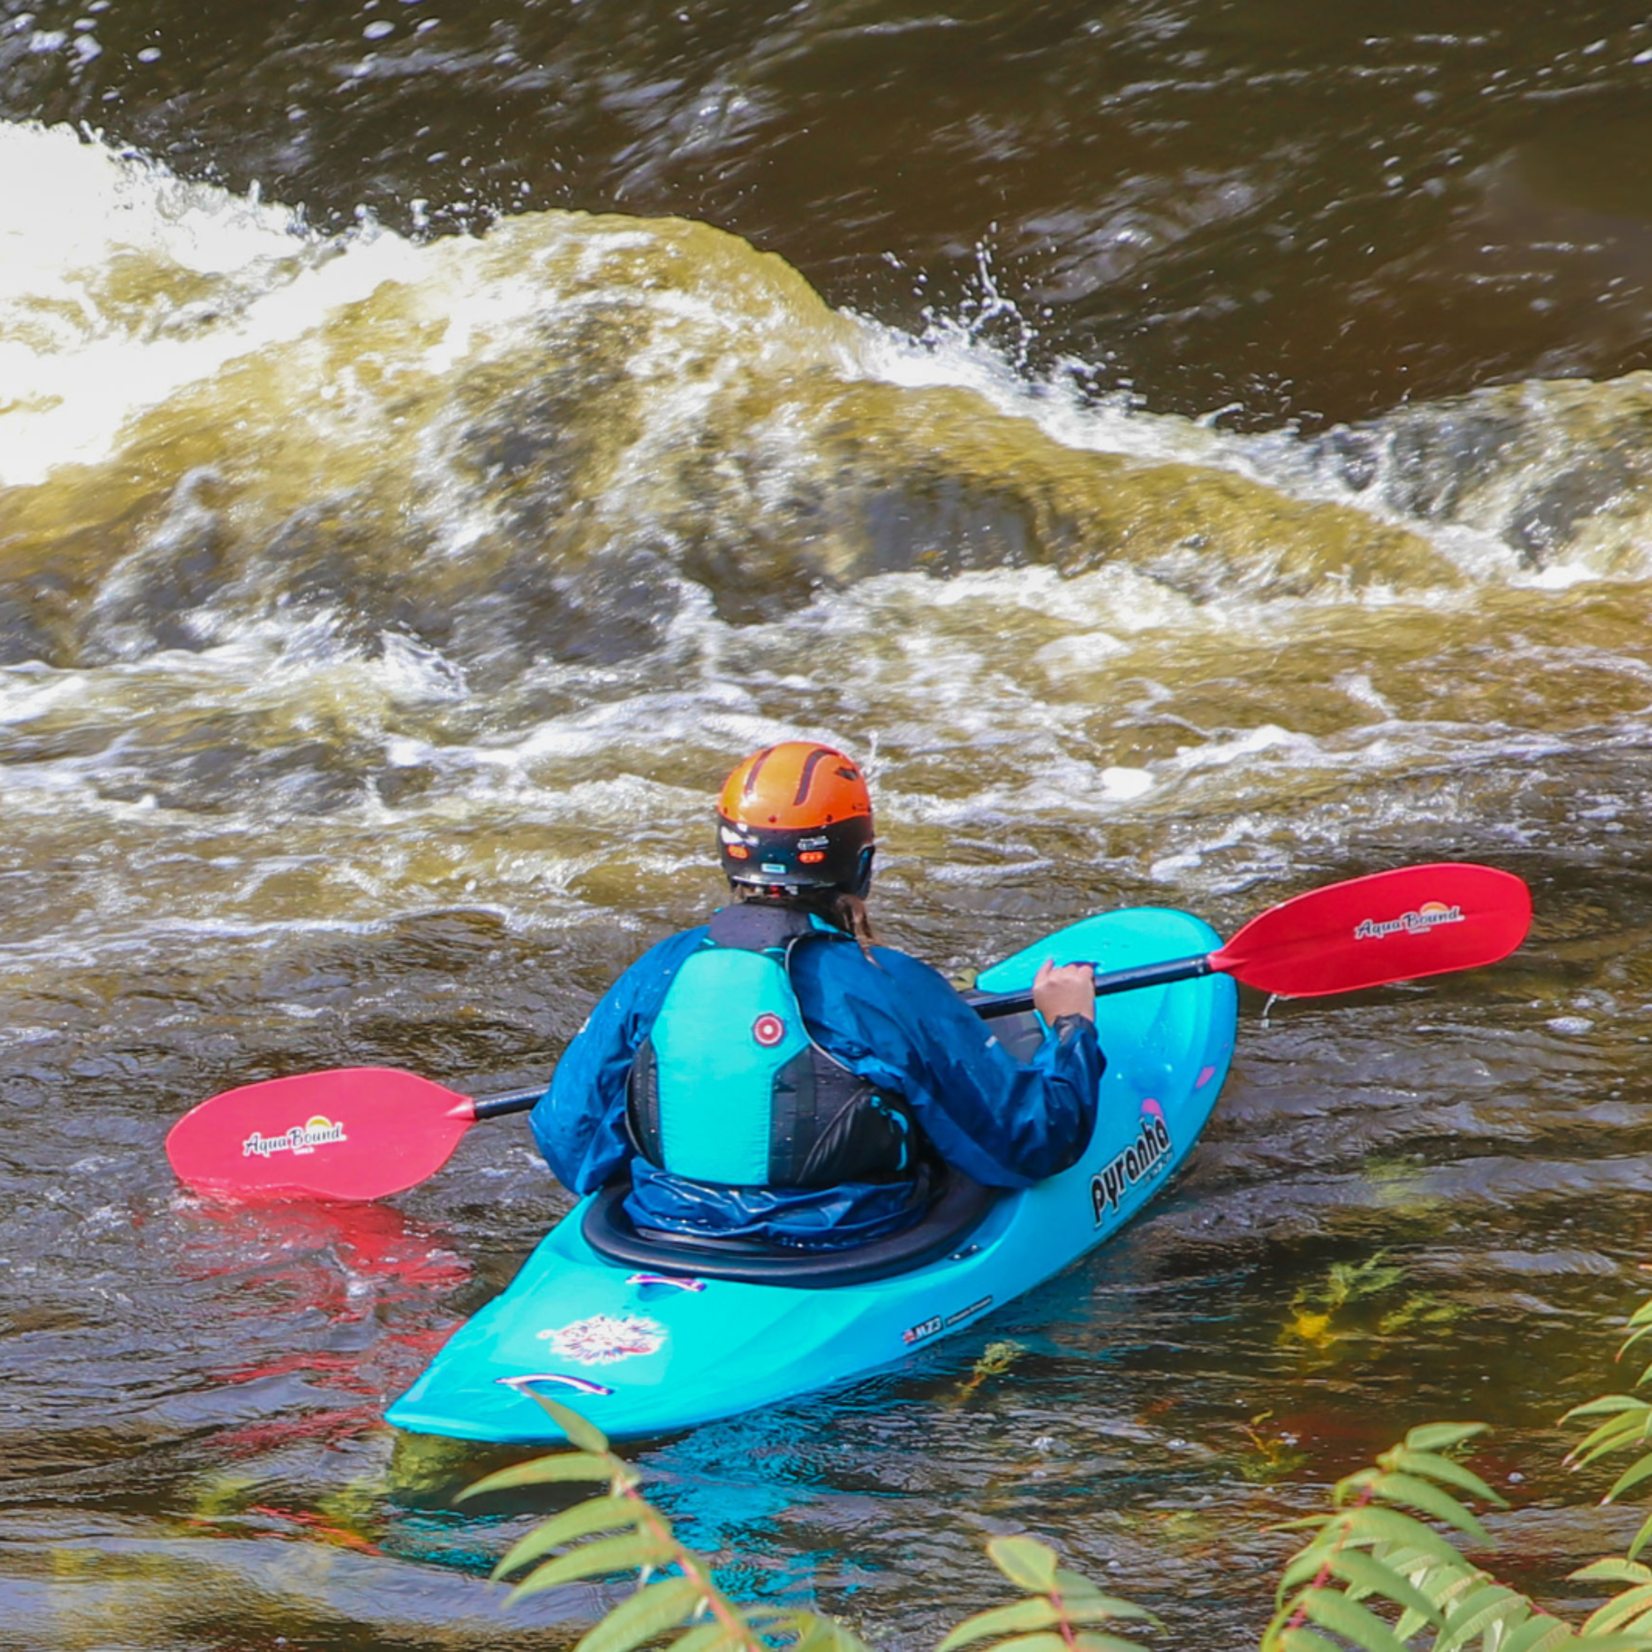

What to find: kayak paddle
left=975, top=860, right=1532, bottom=1015
left=164, top=860, right=1531, bottom=1202
left=165, top=1067, right=546, bottom=1202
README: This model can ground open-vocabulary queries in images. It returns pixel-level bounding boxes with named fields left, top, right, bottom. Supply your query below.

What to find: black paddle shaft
left=468, top=952, right=1214, bottom=1121
left=961, top=952, right=1214, bottom=1017
left=472, top=1086, right=545, bottom=1120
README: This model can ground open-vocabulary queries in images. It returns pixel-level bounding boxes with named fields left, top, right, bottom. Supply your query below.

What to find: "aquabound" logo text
left=1090, top=1108, right=1174, bottom=1222
left=1353, top=900, right=1464, bottom=941
left=243, top=1115, right=347, bottom=1159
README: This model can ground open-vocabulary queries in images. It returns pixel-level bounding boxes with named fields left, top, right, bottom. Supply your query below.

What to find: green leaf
left=1392, top=1607, right=1429, bottom=1642
left=1404, top=1424, right=1489, bottom=1455
left=1272, top=1514, right=1338, bottom=1536
left=1574, top=1409, right=1652, bottom=1443
left=1390, top=1565, right=1456, bottom=1633
left=1565, top=1397, right=1650, bottom=1423
left=1274, top=1633, right=1343, bottom=1652
left=1585, top=1586, right=1652, bottom=1636
left=1336, top=1504, right=1475, bottom=1571
left=1053, top=1569, right=1110, bottom=1602
left=458, top=1452, right=620, bottom=1501
left=665, top=1624, right=739, bottom=1652
left=1335, top=1468, right=1382, bottom=1507
left=1502, top=1616, right=1579, bottom=1652
left=1570, top=1415, right=1652, bottom=1470
left=1568, top=1410, right=1652, bottom=1452
left=987, top=1537, right=1060, bottom=1595
left=1630, top=1510, right=1652, bottom=1564
left=1388, top=1449, right=1509, bottom=1509
left=576, top=1577, right=705, bottom=1652
left=1575, top=1441, right=1647, bottom=1477
left=1607, top=1455, right=1652, bottom=1505
left=1300, top=1588, right=1410, bottom=1652
left=1434, top=1583, right=1530, bottom=1652
left=1410, top=1569, right=1484, bottom=1633
left=936, top=1598, right=1059, bottom=1651
left=525, top=1394, right=612, bottom=1454
left=975, top=1636, right=1071, bottom=1652
left=1278, top=1552, right=1333, bottom=1606
left=784, top=1613, right=874, bottom=1652
left=1065, top=1600, right=1158, bottom=1627
left=492, top=1496, right=646, bottom=1581
left=1313, top=1549, right=1441, bottom=1624
left=1365, top=1472, right=1493, bottom=1545
left=1573, top=1562, right=1652, bottom=1588
left=1280, top=1546, right=1382, bottom=1608
left=506, top=1534, right=676, bottom=1603
left=1069, top=1636, right=1149, bottom=1652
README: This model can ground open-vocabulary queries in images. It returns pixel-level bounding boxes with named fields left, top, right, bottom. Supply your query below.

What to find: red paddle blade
left=165, top=1067, right=478, bottom=1201
left=1213, top=862, right=1532, bottom=998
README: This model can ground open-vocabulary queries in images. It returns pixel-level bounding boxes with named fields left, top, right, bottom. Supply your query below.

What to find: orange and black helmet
left=716, top=742, right=875, bottom=895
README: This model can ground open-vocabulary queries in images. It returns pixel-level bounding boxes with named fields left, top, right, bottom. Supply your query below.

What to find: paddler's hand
left=1033, top=959, right=1095, bottom=1025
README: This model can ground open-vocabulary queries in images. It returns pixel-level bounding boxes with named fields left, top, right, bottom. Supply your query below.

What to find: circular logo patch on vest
left=752, top=1012, right=785, bottom=1048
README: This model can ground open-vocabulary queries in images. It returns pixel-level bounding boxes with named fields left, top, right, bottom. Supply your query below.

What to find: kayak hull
left=386, top=907, right=1237, bottom=1443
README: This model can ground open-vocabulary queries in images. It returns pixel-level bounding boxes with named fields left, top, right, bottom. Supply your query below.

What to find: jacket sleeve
left=796, top=944, right=1104, bottom=1189
left=529, top=929, right=705, bottom=1194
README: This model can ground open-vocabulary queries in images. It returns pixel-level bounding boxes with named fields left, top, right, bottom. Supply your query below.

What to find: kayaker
left=529, top=741, right=1103, bottom=1251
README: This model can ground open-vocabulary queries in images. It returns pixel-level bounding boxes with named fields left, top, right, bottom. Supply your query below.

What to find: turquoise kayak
left=385, top=907, right=1237, bottom=1443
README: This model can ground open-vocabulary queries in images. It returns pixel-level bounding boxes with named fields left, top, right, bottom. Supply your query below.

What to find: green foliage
left=1257, top=1414, right=1652, bottom=1652
left=1556, top=1297, right=1652, bottom=1634
left=935, top=1535, right=1158, bottom=1652
left=465, top=1288, right=1652, bottom=1652
left=460, top=1394, right=871, bottom=1652
left=1565, top=1312, right=1652, bottom=1560
left=1263, top=1422, right=1513, bottom=1652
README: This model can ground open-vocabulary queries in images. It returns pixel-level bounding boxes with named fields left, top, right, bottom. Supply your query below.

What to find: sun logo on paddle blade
left=752, top=1013, right=785, bottom=1047
left=536, top=1313, right=666, bottom=1366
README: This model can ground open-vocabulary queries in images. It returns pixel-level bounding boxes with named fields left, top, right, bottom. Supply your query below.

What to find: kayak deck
left=385, top=907, right=1237, bottom=1443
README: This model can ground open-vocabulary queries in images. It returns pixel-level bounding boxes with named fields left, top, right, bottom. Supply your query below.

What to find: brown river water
left=7, top=3, right=1652, bottom=1649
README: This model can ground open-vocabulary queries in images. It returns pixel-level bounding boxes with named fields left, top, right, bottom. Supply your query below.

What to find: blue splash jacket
left=530, top=920, right=1104, bottom=1249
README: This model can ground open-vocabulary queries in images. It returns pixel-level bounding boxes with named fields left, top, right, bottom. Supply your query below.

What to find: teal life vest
left=626, top=903, right=915, bottom=1188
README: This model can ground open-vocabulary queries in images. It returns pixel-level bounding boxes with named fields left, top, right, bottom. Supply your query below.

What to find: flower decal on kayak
left=536, top=1313, right=666, bottom=1366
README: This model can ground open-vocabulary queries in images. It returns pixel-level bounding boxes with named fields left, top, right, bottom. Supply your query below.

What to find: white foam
left=0, top=122, right=431, bottom=487
left=6, top=116, right=1641, bottom=608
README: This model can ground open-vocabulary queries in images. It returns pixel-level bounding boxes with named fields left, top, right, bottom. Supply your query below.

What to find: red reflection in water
left=174, top=1195, right=469, bottom=1452
left=177, top=1196, right=471, bottom=1308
